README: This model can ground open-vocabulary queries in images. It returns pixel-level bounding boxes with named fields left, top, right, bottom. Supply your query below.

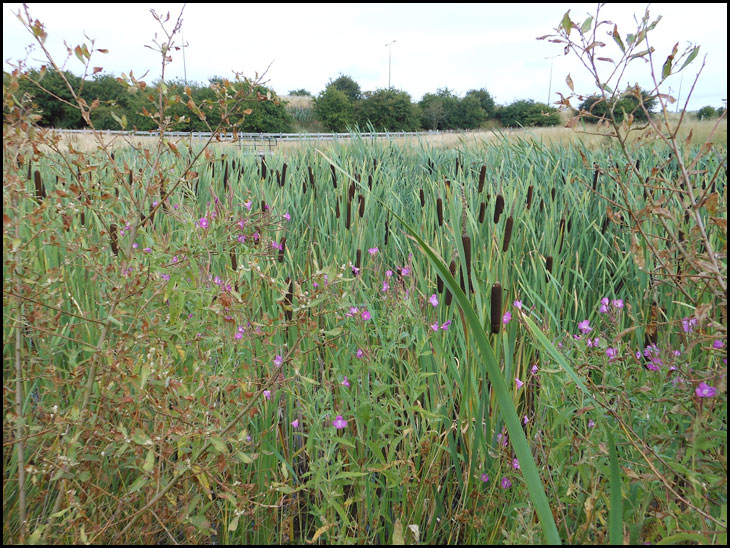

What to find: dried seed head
left=494, top=195, right=504, bottom=224
left=437, top=198, right=443, bottom=227
left=526, top=185, right=534, bottom=210
left=478, top=165, right=486, bottom=193
left=420, top=188, right=425, bottom=207
left=479, top=202, right=486, bottom=223
left=545, top=256, right=553, bottom=280
left=359, top=194, right=365, bottom=217
left=109, top=224, right=118, bottom=256
left=490, top=283, right=503, bottom=334
left=331, top=164, right=337, bottom=189
left=278, top=237, right=286, bottom=263
left=502, top=216, right=513, bottom=253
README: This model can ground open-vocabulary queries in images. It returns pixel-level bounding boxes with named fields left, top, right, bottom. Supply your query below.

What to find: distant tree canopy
left=15, top=69, right=293, bottom=132
left=288, top=88, right=312, bottom=96
left=313, top=85, right=356, bottom=132
left=696, top=105, right=722, bottom=120
left=356, top=88, right=420, bottom=132
left=578, top=89, right=658, bottom=123
left=498, top=100, right=561, bottom=127
left=329, top=74, right=362, bottom=103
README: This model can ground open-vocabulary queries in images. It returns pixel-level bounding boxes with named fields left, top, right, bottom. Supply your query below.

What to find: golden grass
left=45, top=117, right=726, bottom=155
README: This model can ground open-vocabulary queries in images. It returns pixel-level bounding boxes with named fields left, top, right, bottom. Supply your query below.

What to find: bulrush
left=230, top=247, right=238, bottom=271
left=335, top=199, right=340, bottom=219
left=109, top=224, right=119, bottom=256
left=284, top=277, right=293, bottom=322
left=308, top=166, right=315, bottom=190
left=331, top=164, right=337, bottom=188
left=384, top=218, right=389, bottom=246
left=444, top=178, right=451, bottom=192
left=368, top=174, right=372, bottom=190
left=592, top=163, right=599, bottom=191
left=478, top=164, right=486, bottom=193
left=494, top=194, right=504, bottom=224
left=346, top=200, right=351, bottom=230
left=437, top=272, right=444, bottom=294
left=358, top=194, right=365, bottom=218
left=355, top=249, right=361, bottom=274
left=349, top=181, right=356, bottom=202
left=502, top=216, right=514, bottom=253
left=34, top=170, right=45, bottom=202
left=281, top=162, right=288, bottom=187
left=278, top=237, right=286, bottom=263
left=490, top=283, right=503, bottom=334
left=479, top=202, right=486, bottom=223
left=526, top=185, right=534, bottom=210
left=223, top=161, right=229, bottom=192
left=445, top=260, right=457, bottom=306
left=462, top=235, right=473, bottom=294
left=545, top=256, right=553, bottom=280
left=260, top=156, right=267, bottom=180
left=437, top=198, right=443, bottom=227
left=261, top=200, right=267, bottom=213
left=420, top=188, right=425, bottom=207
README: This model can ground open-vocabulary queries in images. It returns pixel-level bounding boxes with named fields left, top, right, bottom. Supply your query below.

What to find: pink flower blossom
left=481, top=473, right=489, bottom=483
left=244, top=200, right=252, bottom=210
left=713, top=340, right=724, bottom=349
left=612, top=299, right=624, bottom=309
left=431, top=322, right=439, bottom=332
left=429, top=294, right=439, bottom=307
left=401, top=267, right=410, bottom=276
left=356, top=348, right=364, bottom=359
left=332, top=415, right=348, bottom=429
left=341, top=376, right=350, bottom=388
left=291, top=419, right=299, bottom=428
left=513, top=300, right=522, bottom=309
left=385, top=270, right=393, bottom=278
left=382, top=281, right=390, bottom=292
left=440, top=320, right=452, bottom=331
left=578, top=320, right=592, bottom=334
left=588, top=419, right=595, bottom=428
left=503, top=311, right=512, bottom=325
left=695, top=382, right=717, bottom=398
left=512, top=458, right=520, bottom=470
left=263, top=390, right=271, bottom=400
left=198, top=217, right=208, bottom=229
left=515, top=378, right=524, bottom=389
left=531, top=364, right=538, bottom=374
left=283, top=212, right=291, bottom=221
left=361, top=310, right=371, bottom=321
left=274, top=355, right=283, bottom=367
left=681, top=317, right=697, bottom=333
left=368, top=247, right=378, bottom=255
left=501, top=477, right=512, bottom=489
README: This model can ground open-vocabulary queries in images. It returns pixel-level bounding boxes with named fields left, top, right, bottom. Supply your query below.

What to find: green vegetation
left=3, top=4, right=726, bottom=546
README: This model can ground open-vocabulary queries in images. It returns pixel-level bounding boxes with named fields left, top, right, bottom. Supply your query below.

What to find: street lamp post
left=385, top=40, right=396, bottom=88
left=545, top=54, right=560, bottom=105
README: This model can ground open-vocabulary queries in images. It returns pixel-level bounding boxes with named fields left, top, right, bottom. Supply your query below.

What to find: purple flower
left=132, top=243, right=139, bottom=249
left=531, top=364, right=538, bottom=374
left=612, top=299, right=624, bottom=309
left=291, top=419, right=299, bottom=428
left=263, top=390, right=271, bottom=400
left=606, top=347, right=618, bottom=360
left=198, top=217, right=208, bottom=229
left=401, top=267, right=410, bottom=276
left=429, top=294, right=439, bottom=307
left=588, top=419, right=595, bottom=428
left=523, top=415, right=529, bottom=425
left=382, top=281, right=389, bottom=292
left=515, top=378, right=524, bottom=389
left=274, top=355, right=283, bottom=368
left=501, top=477, right=512, bottom=489
left=341, top=376, right=350, bottom=388
left=512, top=458, right=520, bottom=470
left=362, top=310, right=371, bottom=321
left=513, top=300, right=522, bottom=309
left=578, top=320, right=592, bottom=334
left=244, top=200, right=252, bottom=210
left=695, top=382, right=717, bottom=398
left=368, top=247, right=378, bottom=255
left=356, top=348, right=364, bottom=359
left=503, top=311, right=512, bottom=325
left=601, top=297, right=610, bottom=307
left=431, top=322, right=439, bottom=332
left=681, top=317, right=697, bottom=333
left=283, top=212, right=291, bottom=221
left=587, top=337, right=599, bottom=348
left=481, top=473, right=489, bottom=483
left=600, top=304, right=609, bottom=314
left=385, top=270, right=393, bottom=278
left=332, top=415, right=348, bottom=429
left=440, top=320, right=452, bottom=331
left=713, top=340, right=724, bottom=349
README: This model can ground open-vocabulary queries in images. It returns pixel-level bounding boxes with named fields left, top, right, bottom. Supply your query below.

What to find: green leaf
left=393, top=519, right=405, bottom=545
left=143, top=449, right=155, bottom=473
left=128, top=475, right=148, bottom=494
left=581, top=16, right=593, bottom=34
left=607, top=429, right=623, bottom=545
left=228, top=516, right=240, bottom=532
left=612, top=26, right=625, bottom=53
left=209, top=435, right=228, bottom=455
left=561, top=11, right=573, bottom=35
left=678, top=46, right=700, bottom=72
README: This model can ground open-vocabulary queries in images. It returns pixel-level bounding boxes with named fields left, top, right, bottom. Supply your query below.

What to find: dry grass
left=46, top=117, right=726, bottom=155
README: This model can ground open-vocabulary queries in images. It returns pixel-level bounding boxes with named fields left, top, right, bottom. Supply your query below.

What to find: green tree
left=465, top=88, right=496, bottom=118
left=696, top=105, right=718, bottom=120
left=314, top=85, right=356, bottom=131
left=288, top=88, right=311, bottom=96
left=329, top=74, right=362, bottom=103
left=455, top=94, right=487, bottom=129
left=356, top=88, right=419, bottom=131
left=579, top=89, right=657, bottom=123
left=499, top=99, right=561, bottom=127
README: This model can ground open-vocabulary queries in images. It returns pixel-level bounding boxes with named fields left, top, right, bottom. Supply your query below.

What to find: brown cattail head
left=592, top=163, right=599, bottom=191
left=224, top=161, right=229, bottom=191
left=502, top=216, right=514, bottom=253
left=261, top=157, right=267, bottom=180
left=455, top=157, right=460, bottom=175
left=261, top=200, right=267, bottom=213
left=437, top=198, right=443, bottom=227
left=478, top=202, right=486, bottom=223
left=427, top=159, right=434, bottom=174
left=230, top=247, right=238, bottom=271
left=490, top=283, right=503, bottom=334
left=34, top=170, right=45, bottom=201
left=278, top=237, right=286, bottom=263
left=368, top=174, right=372, bottom=190
left=284, top=277, right=293, bottom=322
left=494, top=194, right=504, bottom=224
left=478, top=165, right=486, bottom=193
left=526, top=185, right=534, bottom=210
left=384, top=218, right=389, bottom=246
left=335, top=199, right=340, bottom=219
left=276, top=170, right=281, bottom=187
left=331, top=164, right=337, bottom=188
left=444, top=178, right=451, bottom=192
left=462, top=235, right=473, bottom=293
left=302, top=178, right=307, bottom=194
left=420, top=188, right=425, bottom=207
left=551, top=187, right=556, bottom=201
left=349, top=181, right=356, bottom=202
left=545, top=256, right=553, bottom=280
left=109, top=224, right=119, bottom=256
left=445, top=260, right=457, bottom=306
left=308, top=166, right=315, bottom=189
left=346, top=200, right=351, bottom=230
left=437, top=273, right=444, bottom=294
left=359, top=194, right=365, bottom=217
left=281, top=162, right=288, bottom=187
left=355, top=249, right=361, bottom=274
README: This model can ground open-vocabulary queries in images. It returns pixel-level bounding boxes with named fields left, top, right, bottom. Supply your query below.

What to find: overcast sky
left=3, top=3, right=727, bottom=111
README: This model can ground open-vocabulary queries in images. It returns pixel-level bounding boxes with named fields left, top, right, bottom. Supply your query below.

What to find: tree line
left=11, top=69, right=688, bottom=133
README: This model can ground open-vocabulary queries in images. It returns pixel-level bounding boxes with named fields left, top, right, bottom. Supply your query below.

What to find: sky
left=3, top=3, right=727, bottom=111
